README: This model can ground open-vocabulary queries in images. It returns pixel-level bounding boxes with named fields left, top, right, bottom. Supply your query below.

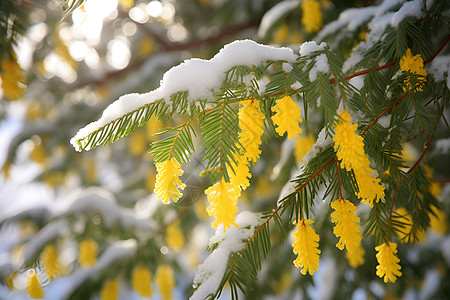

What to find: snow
left=340, top=0, right=428, bottom=72
left=270, top=137, right=295, bottom=180
left=391, top=0, right=424, bottom=27
left=55, top=187, right=155, bottom=229
left=317, top=0, right=403, bottom=41
left=301, top=127, right=333, bottom=167
left=435, top=137, right=450, bottom=153
left=71, top=40, right=297, bottom=151
left=22, top=220, right=68, bottom=263
left=46, top=239, right=137, bottom=300
left=258, top=1, right=299, bottom=38
left=309, top=54, right=330, bottom=82
left=191, top=211, right=262, bottom=300
left=428, top=55, right=450, bottom=90
left=299, top=41, right=327, bottom=56
left=441, top=235, right=450, bottom=265
left=419, top=269, right=441, bottom=300
left=282, top=62, right=293, bottom=73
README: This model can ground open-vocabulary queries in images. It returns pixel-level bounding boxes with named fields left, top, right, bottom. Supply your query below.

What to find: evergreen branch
left=72, top=99, right=167, bottom=151
left=388, top=98, right=445, bottom=223
left=423, top=34, right=450, bottom=64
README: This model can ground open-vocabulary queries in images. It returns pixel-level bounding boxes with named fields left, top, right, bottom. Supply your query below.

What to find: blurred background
left=1, top=0, right=449, bottom=299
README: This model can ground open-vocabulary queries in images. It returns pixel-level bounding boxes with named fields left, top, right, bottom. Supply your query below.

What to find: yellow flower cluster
left=333, top=110, right=385, bottom=207
left=154, top=158, right=186, bottom=204
left=118, top=0, right=134, bottom=11
left=238, top=98, right=265, bottom=162
left=132, top=266, right=152, bottom=297
left=301, top=0, right=323, bottom=33
left=271, top=95, right=303, bottom=139
left=429, top=205, right=448, bottom=234
left=155, top=265, right=175, bottom=300
left=205, top=178, right=240, bottom=231
left=292, top=219, right=321, bottom=275
left=394, top=207, right=425, bottom=243
left=330, top=198, right=362, bottom=254
left=78, top=238, right=98, bottom=268
left=101, top=279, right=120, bottom=300
left=165, top=220, right=185, bottom=250
left=40, top=244, right=63, bottom=280
left=228, top=151, right=252, bottom=190
left=294, top=135, right=315, bottom=163
left=400, top=48, right=427, bottom=92
left=345, top=245, right=365, bottom=268
left=1, top=56, right=26, bottom=100
left=375, top=242, right=402, bottom=283
left=26, top=269, right=44, bottom=299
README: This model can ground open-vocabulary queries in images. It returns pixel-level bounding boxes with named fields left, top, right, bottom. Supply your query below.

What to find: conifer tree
left=0, top=0, right=449, bottom=299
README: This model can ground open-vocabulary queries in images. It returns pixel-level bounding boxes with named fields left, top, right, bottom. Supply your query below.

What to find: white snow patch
left=46, top=239, right=137, bottom=299
left=291, top=81, right=303, bottom=90
left=301, top=127, right=333, bottom=167
left=191, top=211, right=262, bottom=300
left=435, top=138, right=450, bottom=153
left=300, top=41, right=327, bottom=56
left=391, top=0, right=424, bottom=27
left=378, top=115, right=391, bottom=128
left=271, top=137, right=295, bottom=180
left=317, top=0, right=403, bottom=41
left=441, top=235, right=450, bottom=265
left=258, top=1, right=299, bottom=38
left=309, top=53, right=330, bottom=82
left=419, top=269, right=441, bottom=300
left=349, top=76, right=365, bottom=90
left=282, top=62, right=293, bottom=73
left=71, top=40, right=297, bottom=151
left=428, top=55, right=450, bottom=90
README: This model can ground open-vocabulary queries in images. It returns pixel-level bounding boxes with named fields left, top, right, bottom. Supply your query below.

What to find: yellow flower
left=429, top=205, right=447, bottom=235
left=272, top=24, right=289, bottom=44
left=238, top=98, right=265, bottom=162
left=154, top=158, right=186, bottom=204
left=333, top=110, right=385, bottom=207
left=292, top=219, right=321, bottom=275
left=132, top=266, right=152, bottom=298
left=138, top=38, right=155, bottom=58
left=271, top=95, right=303, bottom=139
left=330, top=198, right=362, bottom=254
left=155, top=265, right=175, bottom=300
left=394, top=207, right=425, bottom=243
left=205, top=178, right=240, bottom=231
left=30, top=143, right=47, bottom=165
left=294, top=135, right=315, bottom=163
left=54, top=39, right=77, bottom=71
left=375, top=242, right=402, bottom=283
left=40, top=244, right=63, bottom=280
left=118, top=0, right=134, bottom=11
left=26, top=269, right=44, bottom=299
left=301, top=0, right=323, bottom=33
left=129, top=129, right=148, bottom=156
left=354, top=171, right=386, bottom=207
left=79, top=238, right=98, bottom=268
left=399, top=49, right=427, bottom=92
left=228, top=150, right=251, bottom=191
left=101, top=279, right=119, bottom=300
left=346, top=246, right=365, bottom=268
left=1, top=56, right=26, bottom=100
left=26, top=100, right=44, bottom=120
left=165, top=220, right=185, bottom=250
left=146, top=116, right=162, bottom=141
